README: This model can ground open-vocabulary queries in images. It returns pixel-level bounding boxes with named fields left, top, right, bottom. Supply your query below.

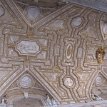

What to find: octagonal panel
left=15, top=40, right=40, bottom=56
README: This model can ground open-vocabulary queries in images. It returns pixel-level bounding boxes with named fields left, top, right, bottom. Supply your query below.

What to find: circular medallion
left=63, top=77, right=74, bottom=88
left=71, top=17, right=82, bottom=27
left=19, top=75, right=32, bottom=88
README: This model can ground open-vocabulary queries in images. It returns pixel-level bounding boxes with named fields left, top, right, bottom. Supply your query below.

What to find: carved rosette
left=63, top=77, right=74, bottom=88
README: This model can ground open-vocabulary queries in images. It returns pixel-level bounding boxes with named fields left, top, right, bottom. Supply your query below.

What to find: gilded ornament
left=96, top=46, right=105, bottom=64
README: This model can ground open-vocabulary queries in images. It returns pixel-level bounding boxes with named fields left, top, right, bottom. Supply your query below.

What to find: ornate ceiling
left=0, top=0, right=107, bottom=106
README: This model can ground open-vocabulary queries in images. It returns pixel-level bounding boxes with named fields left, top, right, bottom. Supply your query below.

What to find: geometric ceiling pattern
left=0, top=0, right=107, bottom=106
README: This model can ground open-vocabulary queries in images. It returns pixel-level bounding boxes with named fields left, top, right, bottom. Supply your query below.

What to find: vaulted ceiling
left=0, top=0, right=107, bottom=106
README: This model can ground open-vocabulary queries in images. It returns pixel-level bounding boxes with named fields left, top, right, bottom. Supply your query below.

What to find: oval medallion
left=71, top=17, right=82, bottom=27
